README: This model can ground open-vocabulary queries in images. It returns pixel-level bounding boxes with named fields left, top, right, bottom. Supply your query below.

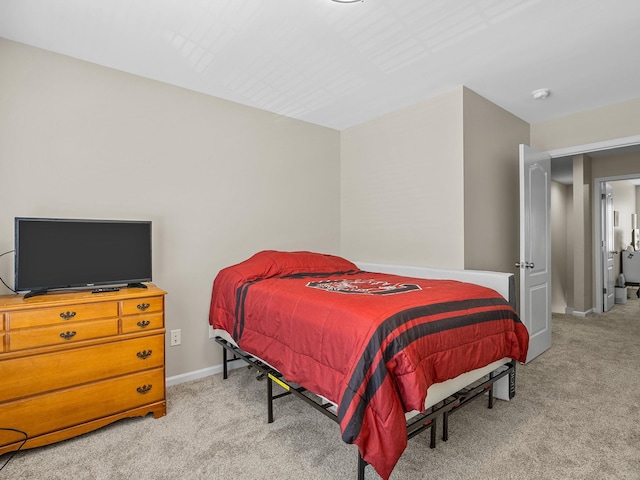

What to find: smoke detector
left=531, top=88, right=551, bottom=100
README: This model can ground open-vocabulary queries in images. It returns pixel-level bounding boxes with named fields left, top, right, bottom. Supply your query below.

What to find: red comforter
left=209, top=251, right=529, bottom=479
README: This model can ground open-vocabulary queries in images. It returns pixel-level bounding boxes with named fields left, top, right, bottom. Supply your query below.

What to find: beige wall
left=340, top=88, right=465, bottom=268
left=0, top=39, right=341, bottom=378
left=592, top=151, right=640, bottom=179
left=462, top=88, right=529, bottom=274
left=531, top=98, right=640, bottom=151
left=341, top=87, right=529, bottom=275
left=551, top=181, right=569, bottom=313
left=572, top=155, right=593, bottom=314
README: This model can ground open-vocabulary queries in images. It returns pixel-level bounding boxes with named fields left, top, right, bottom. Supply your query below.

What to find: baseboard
left=563, top=307, right=594, bottom=317
left=165, top=360, right=246, bottom=387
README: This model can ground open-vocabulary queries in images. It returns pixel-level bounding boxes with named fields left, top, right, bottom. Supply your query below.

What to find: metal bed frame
left=216, top=336, right=516, bottom=480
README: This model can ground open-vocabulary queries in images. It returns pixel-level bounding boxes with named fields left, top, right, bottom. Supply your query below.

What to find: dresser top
left=0, top=283, right=166, bottom=310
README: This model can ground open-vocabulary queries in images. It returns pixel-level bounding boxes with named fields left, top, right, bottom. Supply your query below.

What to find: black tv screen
left=15, top=217, right=152, bottom=295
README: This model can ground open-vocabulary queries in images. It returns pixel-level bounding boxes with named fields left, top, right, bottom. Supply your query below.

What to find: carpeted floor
left=2, top=292, right=640, bottom=479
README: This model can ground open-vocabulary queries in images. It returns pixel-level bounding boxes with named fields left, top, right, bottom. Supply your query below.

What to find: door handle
left=515, top=261, right=535, bottom=269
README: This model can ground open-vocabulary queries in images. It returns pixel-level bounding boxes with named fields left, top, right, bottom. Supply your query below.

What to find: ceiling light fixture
left=531, top=88, right=551, bottom=100
left=331, top=0, right=363, bottom=3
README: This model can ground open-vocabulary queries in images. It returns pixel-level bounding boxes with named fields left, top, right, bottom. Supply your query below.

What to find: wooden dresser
left=0, top=284, right=166, bottom=456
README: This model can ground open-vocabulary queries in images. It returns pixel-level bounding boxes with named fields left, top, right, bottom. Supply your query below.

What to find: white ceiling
left=1, top=0, right=640, bottom=130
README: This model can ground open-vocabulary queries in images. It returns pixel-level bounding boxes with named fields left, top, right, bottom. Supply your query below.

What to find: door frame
left=602, top=183, right=615, bottom=312
left=593, top=173, right=640, bottom=312
left=545, top=134, right=640, bottom=314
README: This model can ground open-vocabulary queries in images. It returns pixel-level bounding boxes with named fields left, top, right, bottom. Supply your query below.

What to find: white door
left=518, top=145, right=552, bottom=362
left=602, top=183, right=616, bottom=311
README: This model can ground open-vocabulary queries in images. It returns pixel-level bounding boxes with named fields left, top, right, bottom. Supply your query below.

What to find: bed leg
left=442, top=411, right=449, bottom=442
left=222, top=346, right=228, bottom=380
left=267, top=375, right=274, bottom=424
left=430, top=417, right=437, bottom=448
left=509, top=362, right=517, bottom=399
left=357, top=452, right=367, bottom=480
left=488, top=384, right=494, bottom=409
left=488, top=371, right=495, bottom=409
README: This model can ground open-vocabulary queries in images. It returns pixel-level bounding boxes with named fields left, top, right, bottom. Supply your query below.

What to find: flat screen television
left=15, top=217, right=152, bottom=298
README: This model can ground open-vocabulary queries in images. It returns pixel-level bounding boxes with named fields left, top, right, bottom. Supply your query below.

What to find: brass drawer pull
left=59, top=331, right=77, bottom=340
left=136, top=384, right=153, bottom=394
left=137, top=350, right=153, bottom=360
left=137, top=320, right=151, bottom=328
left=136, top=303, right=151, bottom=312
left=60, top=311, right=77, bottom=320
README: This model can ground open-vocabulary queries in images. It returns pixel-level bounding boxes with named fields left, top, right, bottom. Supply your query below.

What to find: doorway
left=549, top=144, right=640, bottom=315
left=594, top=174, right=640, bottom=312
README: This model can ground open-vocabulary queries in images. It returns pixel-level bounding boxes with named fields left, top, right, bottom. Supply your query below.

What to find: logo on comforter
left=306, top=278, right=421, bottom=295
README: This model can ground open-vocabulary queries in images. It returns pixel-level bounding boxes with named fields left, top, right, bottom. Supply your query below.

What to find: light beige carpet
left=3, top=293, right=640, bottom=479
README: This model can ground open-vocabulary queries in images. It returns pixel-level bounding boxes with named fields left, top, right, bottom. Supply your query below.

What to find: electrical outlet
left=170, top=329, right=181, bottom=346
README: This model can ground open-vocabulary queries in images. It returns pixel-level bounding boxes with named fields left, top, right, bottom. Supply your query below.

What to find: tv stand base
left=23, top=289, right=48, bottom=299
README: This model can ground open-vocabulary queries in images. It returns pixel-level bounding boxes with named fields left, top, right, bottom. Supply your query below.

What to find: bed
left=209, top=251, right=529, bottom=479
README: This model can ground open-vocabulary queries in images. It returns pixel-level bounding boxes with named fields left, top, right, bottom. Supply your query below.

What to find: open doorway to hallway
left=550, top=150, right=640, bottom=316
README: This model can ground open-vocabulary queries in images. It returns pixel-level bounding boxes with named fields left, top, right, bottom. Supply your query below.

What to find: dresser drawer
left=10, top=302, right=118, bottom=329
left=9, top=318, right=119, bottom=351
left=121, top=296, right=163, bottom=315
left=0, top=334, right=164, bottom=402
left=0, top=367, right=165, bottom=446
left=121, top=312, right=164, bottom=334
left=0, top=312, right=5, bottom=329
